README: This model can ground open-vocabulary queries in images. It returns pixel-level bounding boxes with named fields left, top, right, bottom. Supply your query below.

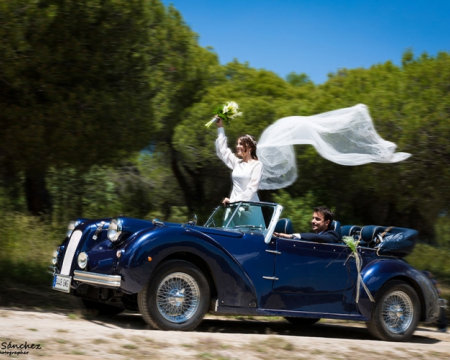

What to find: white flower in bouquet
left=342, top=236, right=359, bottom=253
left=205, top=101, right=243, bottom=128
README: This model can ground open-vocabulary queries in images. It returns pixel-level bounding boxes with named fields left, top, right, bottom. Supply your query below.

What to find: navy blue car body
left=51, top=201, right=439, bottom=341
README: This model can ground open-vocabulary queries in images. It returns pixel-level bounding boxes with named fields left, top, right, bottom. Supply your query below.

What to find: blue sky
left=161, top=0, right=450, bottom=84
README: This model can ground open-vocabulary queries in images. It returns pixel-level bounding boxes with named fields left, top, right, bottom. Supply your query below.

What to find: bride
left=215, top=117, right=263, bottom=204
left=215, top=117, right=265, bottom=227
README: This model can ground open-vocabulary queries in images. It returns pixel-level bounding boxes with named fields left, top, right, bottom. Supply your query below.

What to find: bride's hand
left=222, top=197, right=230, bottom=206
left=215, top=117, right=223, bottom=128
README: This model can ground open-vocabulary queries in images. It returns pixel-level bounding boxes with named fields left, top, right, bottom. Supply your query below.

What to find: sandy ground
left=0, top=307, right=449, bottom=360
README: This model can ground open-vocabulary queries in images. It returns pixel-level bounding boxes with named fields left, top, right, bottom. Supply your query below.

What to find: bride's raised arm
left=215, top=118, right=238, bottom=170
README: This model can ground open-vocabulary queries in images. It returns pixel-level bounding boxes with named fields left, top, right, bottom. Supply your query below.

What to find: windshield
left=204, top=202, right=276, bottom=231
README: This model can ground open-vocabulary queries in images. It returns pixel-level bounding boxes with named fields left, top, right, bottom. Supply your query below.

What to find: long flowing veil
left=256, top=104, right=411, bottom=190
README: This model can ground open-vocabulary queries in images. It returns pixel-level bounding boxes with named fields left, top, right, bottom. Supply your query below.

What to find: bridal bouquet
left=205, top=101, right=242, bottom=128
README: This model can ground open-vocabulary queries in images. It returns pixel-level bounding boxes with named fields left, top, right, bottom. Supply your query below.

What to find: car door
left=217, top=231, right=279, bottom=303
left=264, top=238, right=358, bottom=314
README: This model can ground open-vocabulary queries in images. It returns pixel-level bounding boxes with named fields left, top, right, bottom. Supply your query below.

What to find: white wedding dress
left=216, top=127, right=265, bottom=228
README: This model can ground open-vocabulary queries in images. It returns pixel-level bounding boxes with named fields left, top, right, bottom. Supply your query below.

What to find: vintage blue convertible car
left=51, top=201, right=440, bottom=341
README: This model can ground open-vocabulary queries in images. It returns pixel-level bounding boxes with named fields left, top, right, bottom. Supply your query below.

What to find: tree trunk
left=170, top=150, right=195, bottom=214
left=25, top=169, right=52, bottom=216
left=169, top=148, right=208, bottom=218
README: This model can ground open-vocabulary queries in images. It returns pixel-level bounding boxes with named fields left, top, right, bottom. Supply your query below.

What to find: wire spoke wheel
left=138, top=260, right=210, bottom=331
left=157, top=272, right=200, bottom=323
left=381, top=290, right=413, bottom=334
left=366, top=280, right=420, bottom=341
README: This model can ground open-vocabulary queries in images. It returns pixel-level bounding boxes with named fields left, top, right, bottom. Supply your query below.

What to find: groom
left=274, top=206, right=339, bottom=244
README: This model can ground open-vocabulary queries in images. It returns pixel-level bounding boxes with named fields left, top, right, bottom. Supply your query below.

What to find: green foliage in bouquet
left=205, top=101, right=243, bottom=127
left=342, top=235, right=359, bottom=253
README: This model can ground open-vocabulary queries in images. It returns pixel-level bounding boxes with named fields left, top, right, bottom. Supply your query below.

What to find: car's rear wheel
left=366, top=280, right=420, bottom=341
left=284, top=317, right=320, bottom=326
left=81, top=299, right=124, bottom=316
left=138, top=260, right=210, bottom=331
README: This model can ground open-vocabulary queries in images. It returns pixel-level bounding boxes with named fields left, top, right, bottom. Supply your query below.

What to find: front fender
left=357, top=258, right=439, bottom=321
left=118, top=226, right=257, bottom=308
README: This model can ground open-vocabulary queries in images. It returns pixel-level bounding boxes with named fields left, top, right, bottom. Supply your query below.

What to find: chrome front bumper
left=73, top=270, right=121, bottom=287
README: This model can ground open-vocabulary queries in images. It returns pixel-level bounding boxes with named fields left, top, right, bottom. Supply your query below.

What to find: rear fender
left=357, top=258, right=439, bottom=321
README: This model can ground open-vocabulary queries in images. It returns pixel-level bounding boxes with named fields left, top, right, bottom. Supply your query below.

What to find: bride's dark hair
left=238, top=134, right=258, bottom=160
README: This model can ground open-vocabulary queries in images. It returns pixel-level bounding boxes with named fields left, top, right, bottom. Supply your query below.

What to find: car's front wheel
left=366, top=280, right=420, bottom=341
left=138, top=260, right=210, bottom=331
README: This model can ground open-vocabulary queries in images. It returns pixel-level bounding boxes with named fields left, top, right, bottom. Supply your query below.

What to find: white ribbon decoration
left=346, top=249, right=375, bottom=303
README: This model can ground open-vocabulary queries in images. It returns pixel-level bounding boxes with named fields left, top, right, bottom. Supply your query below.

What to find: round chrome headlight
left=77, top=252, right=88, bottom=269
left=107, top=219, right=122, bottom=242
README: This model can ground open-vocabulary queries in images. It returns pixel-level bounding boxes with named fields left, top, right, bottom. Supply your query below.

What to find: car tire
left=366, top=280, right=420, bottom=341
left=138, top=260, right=210, bottom=331
left=81, top=299, right=124, bottom=316
left=284, top=317, right=320, bottom=326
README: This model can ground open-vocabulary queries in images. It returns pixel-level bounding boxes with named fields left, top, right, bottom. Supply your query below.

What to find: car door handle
left=263, top=276, right=279, bottom=281
left=265, top=250, right=281, bottom=254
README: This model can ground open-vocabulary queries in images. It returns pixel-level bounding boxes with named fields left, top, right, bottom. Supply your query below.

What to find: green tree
left=47, top=165, right=123, bottom=222
left=115, top=3, right=224, bottom=221
left=289, top=51, right=450, bottom=242
left=272, top=190, right=317, bottom=232
left=398, top=52, right=450, bottom=239
left=0, top=0, right=204, bottom=216
left=286, top=72, right=313, bottom=87
left=172, top=61, right=314, bottom=218
left=0, top=0, right=158, bottom=214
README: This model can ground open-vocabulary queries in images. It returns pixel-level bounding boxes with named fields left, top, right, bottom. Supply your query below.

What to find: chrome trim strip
left=256, top=308, right=366, bottom=320
left=265, top=204, right=284, bottom=244
left=265, top=250, right=281, bottom=254
left=73, top=270, right=121, bottom=287
left=263, top=276, right=279, bottom=281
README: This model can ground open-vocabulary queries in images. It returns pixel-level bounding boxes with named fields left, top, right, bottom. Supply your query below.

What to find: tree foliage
left=172, top=61, right=313, bottom=218
left=272, top=190, right=317, bottom=233
left=1, top=1, right=450, bottom=247
left=0, top=0, right=158, bottom=168
left=0, top=0, right=212, bottom=215
left=289, top=52, right=450, bottom=241
left=0, top=0, right=159, bottom=213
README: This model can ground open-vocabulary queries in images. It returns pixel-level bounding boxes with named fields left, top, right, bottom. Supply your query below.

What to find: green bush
left=0, top=211, right=64, bottom=285
left=406, top=243, right=450, bottom=285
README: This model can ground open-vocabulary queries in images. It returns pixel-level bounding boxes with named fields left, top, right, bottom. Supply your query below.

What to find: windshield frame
left=204, top=201, right=283, bottom=243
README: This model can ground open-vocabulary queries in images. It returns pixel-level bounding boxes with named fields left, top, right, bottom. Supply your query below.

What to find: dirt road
left=0, top=307, right=449, bottom=359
